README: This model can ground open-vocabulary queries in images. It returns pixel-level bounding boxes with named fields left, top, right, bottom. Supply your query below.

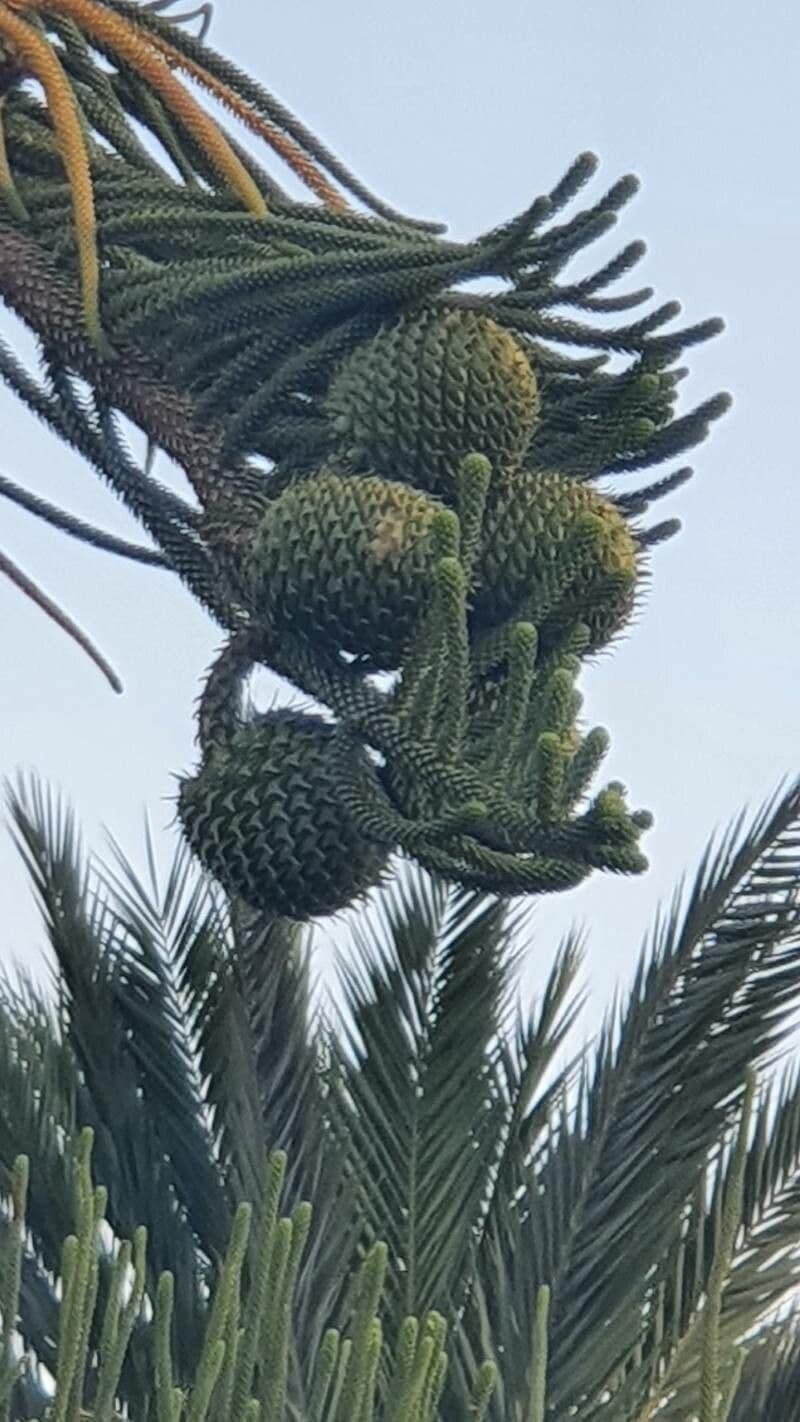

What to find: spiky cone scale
left=244, top=469, right=455, bottom=668
left=326, top=308, right=540, bottom=500
left=177, top=709, right=391, bottom=920
left=473, top=469, right=640, bottom=653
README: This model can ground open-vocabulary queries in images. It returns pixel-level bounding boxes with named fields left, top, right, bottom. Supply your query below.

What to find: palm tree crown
left=2, top=775, right=800, bottom=1420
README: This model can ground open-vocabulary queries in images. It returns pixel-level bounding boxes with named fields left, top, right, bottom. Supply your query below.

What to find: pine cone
left=178, top=709, right=391, bottom=920
left=245, top=469, right=450, bottom=667
left=326, top=309, right=539, bottom=499
left=473, top=470, right=639, bottom=653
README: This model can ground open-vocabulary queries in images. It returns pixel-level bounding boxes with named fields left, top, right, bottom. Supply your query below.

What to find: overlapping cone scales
left=245, top=471, right=446, bottom=666
left=326, top=310, right=540, bottom=498
left=192, top=457, right=647, bottom=915
left=177, top=709, right=389, bottom=920
left=474, top=471, right=639, bottom=652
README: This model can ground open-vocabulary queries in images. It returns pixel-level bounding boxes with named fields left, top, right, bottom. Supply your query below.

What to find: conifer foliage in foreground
left=2, top=778, right=800, bottom=1420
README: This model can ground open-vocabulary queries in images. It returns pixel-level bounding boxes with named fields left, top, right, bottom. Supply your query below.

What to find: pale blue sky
left=1, top=0, right=799, bottom=1017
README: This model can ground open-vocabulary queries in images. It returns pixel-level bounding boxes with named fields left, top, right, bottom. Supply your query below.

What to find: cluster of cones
left=0, top=0, right=729, bottom=921
left=179, top=309, right=653, bottom=919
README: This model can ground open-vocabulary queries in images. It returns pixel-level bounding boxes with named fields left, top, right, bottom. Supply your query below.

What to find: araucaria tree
left=0, top=3, right=797, bottom=1420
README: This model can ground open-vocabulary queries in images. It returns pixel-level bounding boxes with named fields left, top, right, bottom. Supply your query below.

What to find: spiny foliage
left=0, top=1134, right=503, bottom=1422
left=179, top=608, right=654, bottom=916
left=2, top=777, right=800, bottom=1419
left=0, top=1105, right=763, bottom=1422
left=0, top=0, right=730, bottom=915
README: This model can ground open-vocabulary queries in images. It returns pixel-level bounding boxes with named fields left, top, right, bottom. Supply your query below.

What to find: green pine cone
left=473, top=470, right=639, bottom=652
left=245, top=469, right=452, bottom=667
left=178, top=709, right=391, bottom=920
left=326, top=309, right=540, bottom=499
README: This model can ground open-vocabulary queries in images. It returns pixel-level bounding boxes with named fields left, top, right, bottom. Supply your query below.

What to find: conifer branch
left=0, top=470, right=171, bottom=567
left=0, top=546, right=122, bottom=691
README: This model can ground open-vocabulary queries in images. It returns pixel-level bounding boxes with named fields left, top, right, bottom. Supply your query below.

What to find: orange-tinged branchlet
left=143, top=28, right=348, bottom=209
left=9, top=0, right=268, bottom=216
left=0, top=1, right=106, bottom=347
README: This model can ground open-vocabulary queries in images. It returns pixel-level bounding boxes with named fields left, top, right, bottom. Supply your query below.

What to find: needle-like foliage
left=0, top=0, right=732, bottom=911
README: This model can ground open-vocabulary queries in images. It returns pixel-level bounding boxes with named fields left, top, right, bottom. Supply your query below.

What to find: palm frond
left=2, top=774, right=364, bottom=1405
left=728, top=1321, right=800, bottom=1422
left=97, top=818, right=232, bottom=1253
left=448, top=930, right=585, bottom=1414
left=548, top=781, right=800, bottom=1412
left=4, top=777, right=215, bottom=1372
left=138, top=861, right=264, bottom=1211
left=460, top=781, right=800, bottom=1418
left=327, top=871, right=519, bottom=1347
left=478, top=927, right=585, bottom=1233
left=629, top=1063, right=800, bottom=1420
left=230, top=904, right=321, bottom=1198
